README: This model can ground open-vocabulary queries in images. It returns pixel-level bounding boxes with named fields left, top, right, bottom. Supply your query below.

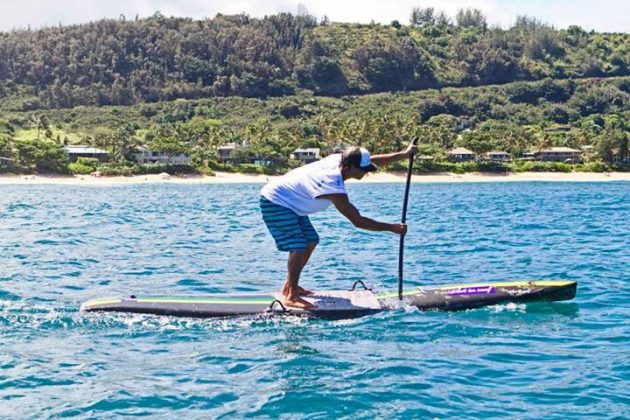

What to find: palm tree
left=29, top=114, right=51, bottom=141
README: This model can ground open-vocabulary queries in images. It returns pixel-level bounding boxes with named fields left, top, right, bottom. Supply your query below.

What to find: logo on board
left=447, top=286, right=496, bottom=296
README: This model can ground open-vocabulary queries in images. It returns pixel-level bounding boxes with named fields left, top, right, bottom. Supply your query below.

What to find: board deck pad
left=273, top=290, right=382, bottom=311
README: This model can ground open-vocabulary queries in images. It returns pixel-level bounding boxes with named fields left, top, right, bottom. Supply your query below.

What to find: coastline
left=1, top=171, right=629, bottom=185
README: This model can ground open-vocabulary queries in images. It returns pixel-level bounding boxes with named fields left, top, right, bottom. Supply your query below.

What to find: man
left=260, top=142, right=417, bottom=309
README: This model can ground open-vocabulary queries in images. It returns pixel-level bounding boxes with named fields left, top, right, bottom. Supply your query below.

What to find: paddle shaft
left=398, top=138, right=418, bottom=300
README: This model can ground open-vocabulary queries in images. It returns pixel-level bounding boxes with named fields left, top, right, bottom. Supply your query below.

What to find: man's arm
left=371, top=141, right=417, bottom=167
left=318, top=193, right=407, bottom=235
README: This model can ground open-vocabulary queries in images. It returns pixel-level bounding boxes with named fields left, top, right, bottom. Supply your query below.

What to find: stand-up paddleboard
left=80, top=280, right=577, bottom=320
left=81, top=142, right=579, bottom=320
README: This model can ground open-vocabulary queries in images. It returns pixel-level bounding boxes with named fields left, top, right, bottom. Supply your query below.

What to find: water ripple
left=0, top=182, right=628, bottom=418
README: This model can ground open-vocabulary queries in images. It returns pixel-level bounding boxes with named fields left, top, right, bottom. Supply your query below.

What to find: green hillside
left=0, top=12, right=628, bottom=110
left=1, top=76, right=628, bottom=174
left=0, top=11, right=628, bottom=174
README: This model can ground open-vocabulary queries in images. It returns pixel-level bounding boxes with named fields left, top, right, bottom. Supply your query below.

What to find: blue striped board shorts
left=259, top=196, right=320, bottom=252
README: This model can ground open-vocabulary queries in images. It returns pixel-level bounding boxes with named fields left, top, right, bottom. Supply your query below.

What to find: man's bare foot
left=297, top=286, right=314, bottom=296
left=282, top=294, right=316, bottom=310
left=281, top=284, right=314, bottom=296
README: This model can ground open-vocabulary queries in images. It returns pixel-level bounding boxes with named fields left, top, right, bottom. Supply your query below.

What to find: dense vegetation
left=0, top=11, right=628, bottom=110
left=1, top=75, right=628, bottom=174
left=0, top=10, right=628, bottom=175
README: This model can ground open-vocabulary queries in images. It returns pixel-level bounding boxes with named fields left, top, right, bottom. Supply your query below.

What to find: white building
left=448, top=147, right=476, bottom=162
left=292, top=148, right=321, bottom=163
left=534, top=147, right=581, bottom=163
left=483, top=151, right=511, bottom=162
left=217, top=142, right=250, bottom=162
left=133, top=147, right=191, bottom=165
left=0, top=157, right=15, bottom=168
left=456, top=116, right=473, bottom=131
left=64, top=145, right=109, bottom=162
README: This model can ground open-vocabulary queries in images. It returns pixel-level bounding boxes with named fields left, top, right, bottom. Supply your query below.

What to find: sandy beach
left=1, top=171, right=629, bottom=185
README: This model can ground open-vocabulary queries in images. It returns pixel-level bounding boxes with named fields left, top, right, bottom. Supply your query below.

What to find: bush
left=68, top=157, right=100, bottom=174
left=68, top=162, right=95, bottom=175
left=476, top=161, right=511, bottom=172
left=200, top=167, right=216, bottom=176
left=575, top=161, right=612, bottom=172
left=511, top=161, right=573, bottom=172
left=206, top=160, right=287, bottom=175
left=96, top=164, right=134, bottom=176
left=610, top=163, right=630, bottom=172
left=131, top=163, right=199, bottom=175
left=233, top=163, right=287, bottom=175
left=452, top=163, right=467, bottom=174
left=207, top=161, right=237, bottom=172
left=414, top=160, right=456, bottom=173
left=413, top=160, right=511, bottom=173
left=77, top=157, right=100, bottom=167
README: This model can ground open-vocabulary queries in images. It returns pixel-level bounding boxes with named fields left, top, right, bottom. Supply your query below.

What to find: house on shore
left=612, top=146, right=630, bottom=163
left=0, top=157, right=15, bottom=169
left=580, top=145, right=597, bottom=161
left=448, top=147, right=476, bottom=162
left=64, top=145, right=109, bottom=162
left=133, top=147, right=191, bottom=165
left=217, top=142, right=249, bottom=162
left=456, top=116, right=473, bottom=131
left=292, top=148, right=321, bottom=163
left=483, top=151, right=511, bottom=162
left=535, top=147, right=581, bottom=163
left=520, top=152, right=536, bottom=161
left=545, top=125, right=571, bottom=133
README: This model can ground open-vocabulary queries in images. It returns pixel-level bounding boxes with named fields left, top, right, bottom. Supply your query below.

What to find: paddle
left=398, top=137, right=419, bottom=300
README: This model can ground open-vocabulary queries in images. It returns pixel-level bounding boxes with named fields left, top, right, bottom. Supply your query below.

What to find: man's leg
left=297, top=242, right=317, bottom=295
left=301, top=241, right=318, bottom=266
left=282, top=242, right=317, bottom=296
left=282, top=249, right=315, bottom=309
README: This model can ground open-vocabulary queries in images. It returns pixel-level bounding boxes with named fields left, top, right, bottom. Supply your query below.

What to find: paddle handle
left=398, top=137, right=418, bottom=300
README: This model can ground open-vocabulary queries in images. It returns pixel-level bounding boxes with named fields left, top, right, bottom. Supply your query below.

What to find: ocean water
left=0, top=181, right=628, bottom=418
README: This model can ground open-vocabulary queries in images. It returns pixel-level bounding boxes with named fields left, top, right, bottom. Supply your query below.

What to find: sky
left=0, top=0, right=627, bottom=33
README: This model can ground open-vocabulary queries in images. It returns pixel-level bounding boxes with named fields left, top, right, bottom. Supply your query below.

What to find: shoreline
left=1, top=171, right=629, bottom=185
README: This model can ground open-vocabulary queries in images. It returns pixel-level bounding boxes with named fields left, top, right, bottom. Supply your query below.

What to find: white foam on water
left=488, top=302, right=527, bottom=313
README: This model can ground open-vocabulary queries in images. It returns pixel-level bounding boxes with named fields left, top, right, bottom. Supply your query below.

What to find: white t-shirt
left=261, top=154, right=346, bottom=216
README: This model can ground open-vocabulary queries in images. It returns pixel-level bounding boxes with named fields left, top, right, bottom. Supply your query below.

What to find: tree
left=0, top=133, right=14, bottom=159
left=418, top=99, right=447, bottom=122
left=569, top=85, right=624, bottom=116
left=455, top=9, right=487, bottom=30
left=14, top=139, right=68, bottom=173
left=93, top=126, right=141, bottom=163
left=534, top=128, right=553, bottom=154
left=436, top=12, right=451, bottom=26
left=463, top=44, right=519, bottom=84
left=457, top=130, right=497, bottom=154
left=29, top=113, right=51, bottom=141
left=595, top=126, right=628, bottom=163
left=543, top=104, right=570, bottom=124
left=310, top=58, right=348, bottom=94
left=410, top=7, right=435, bottom=26
left=506, top=82, right=541, bottom=104
left=147, top=124, right=192, bottom=163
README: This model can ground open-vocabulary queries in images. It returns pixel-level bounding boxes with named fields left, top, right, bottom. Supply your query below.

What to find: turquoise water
left=1, top=182, right=628, bottom=418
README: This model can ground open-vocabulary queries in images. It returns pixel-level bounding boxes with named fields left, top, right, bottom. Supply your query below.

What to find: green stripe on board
left=84, top=299, right=122, bottom=306
left=134, top=297, right=275, bottom=305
